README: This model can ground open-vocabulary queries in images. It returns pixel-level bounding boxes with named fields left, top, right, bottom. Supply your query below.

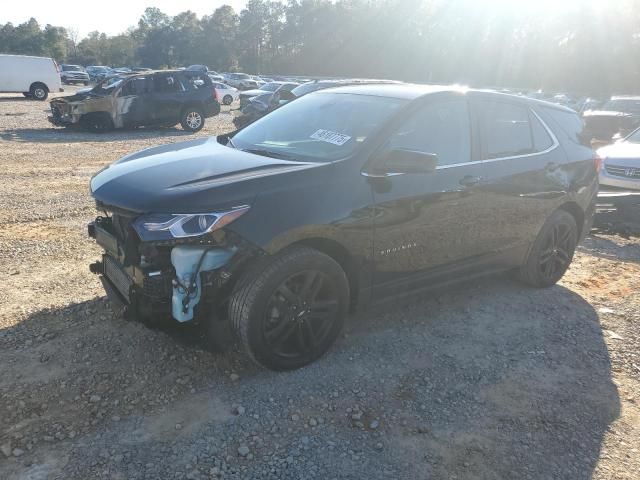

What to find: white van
left=0, top=54, right=63, bottom=101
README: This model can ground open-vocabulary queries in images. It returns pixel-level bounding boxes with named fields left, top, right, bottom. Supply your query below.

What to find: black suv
left=49, top=70, right=220, bottom=132
left=88, top=85, right=598, bottom=370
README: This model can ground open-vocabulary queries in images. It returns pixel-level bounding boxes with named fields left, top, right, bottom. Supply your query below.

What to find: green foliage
left=1, top=1, right=640, bottom=95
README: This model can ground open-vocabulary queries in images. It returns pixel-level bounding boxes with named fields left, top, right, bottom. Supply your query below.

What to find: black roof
left=318, top=83, right=577, bottom=112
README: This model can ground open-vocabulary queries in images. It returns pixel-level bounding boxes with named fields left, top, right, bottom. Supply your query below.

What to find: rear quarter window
left=538, top=107, right=589, bottom=147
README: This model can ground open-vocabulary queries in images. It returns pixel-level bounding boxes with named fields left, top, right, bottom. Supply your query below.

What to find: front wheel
left=180, top=107, right=204, bottom=132
left=223, top=95, right=233, bottom=105
left=81, top=112, right=113, bottom=133
left=518, top=210, right=578, bottom=288
left=230, top=247, right=349, bottom=371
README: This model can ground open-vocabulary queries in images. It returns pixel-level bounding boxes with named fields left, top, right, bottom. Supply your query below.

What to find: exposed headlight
left=132, top=205, right=250, bottom=241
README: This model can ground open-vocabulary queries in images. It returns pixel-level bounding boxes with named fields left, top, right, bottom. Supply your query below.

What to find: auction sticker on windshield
left=310, top=129, right=352, bottom=146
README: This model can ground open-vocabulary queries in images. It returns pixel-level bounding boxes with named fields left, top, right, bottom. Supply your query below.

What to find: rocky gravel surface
left=0, top=88, right=639, bottom=479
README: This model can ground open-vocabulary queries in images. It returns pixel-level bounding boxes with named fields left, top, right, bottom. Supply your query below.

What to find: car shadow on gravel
left=0, top=126, right=197, bottom=143
left=0, top=275, right=620, bottom=480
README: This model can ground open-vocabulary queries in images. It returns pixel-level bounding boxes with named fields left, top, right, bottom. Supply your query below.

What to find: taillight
left=593, top=153, right=603, bottom=173
left=213, top=88, right=220, bottom=102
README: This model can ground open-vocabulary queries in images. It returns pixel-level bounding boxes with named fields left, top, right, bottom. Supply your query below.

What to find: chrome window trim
left=435, top=108, right=560, bottom=170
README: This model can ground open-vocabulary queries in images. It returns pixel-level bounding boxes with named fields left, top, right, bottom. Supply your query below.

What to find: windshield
left=625, top=128, right=640, bottom=143
left=232, top=92, right=408, bottom=162
left=291, top=82, right=328, bottom=97
left=62, top=65, right=83, bottom=72
left=91, top=76, right=124, bottom=94
left=603, top=99, right=640, bottom=115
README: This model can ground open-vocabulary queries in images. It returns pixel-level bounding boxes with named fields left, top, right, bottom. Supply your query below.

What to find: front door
left=368, top=94, right=491, bottom=295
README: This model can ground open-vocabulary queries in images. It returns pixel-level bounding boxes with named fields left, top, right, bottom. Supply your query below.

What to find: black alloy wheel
left=263, top=270, right=339, bottom=359
left=230, top=246, right=349, bottom=371
left=518, top=209, right=578, bottom=288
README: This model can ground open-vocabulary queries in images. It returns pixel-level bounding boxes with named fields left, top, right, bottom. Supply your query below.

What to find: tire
left=223, top=95, right=233, bottom=105
left=81, top=112, right=113, bottom=133
left=181, top=107, right=205, bottom=132
left=230, top=246, right=349, bottom=371
left=30, top=83, right=48, bottom=101
left=518, top=209, right=578, bottom=288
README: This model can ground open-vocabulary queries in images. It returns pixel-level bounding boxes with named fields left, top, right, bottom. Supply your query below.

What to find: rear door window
left=388, top=98, right=471, bottom=166
left=154, top=75, right=185, bottom=93
left=477, top=100, right=557, bottom=159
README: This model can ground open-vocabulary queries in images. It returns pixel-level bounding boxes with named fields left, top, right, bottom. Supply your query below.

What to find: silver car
left=598, top=127, right=640, bottom=191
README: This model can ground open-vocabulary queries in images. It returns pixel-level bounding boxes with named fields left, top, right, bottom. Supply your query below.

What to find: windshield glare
left=92, top=76, right=124, bottom=93
left=63, top=65, right=83, bottom=71
left=232, top=92, right=407, bottom=162
left=260, top=83, right=281, bottom=92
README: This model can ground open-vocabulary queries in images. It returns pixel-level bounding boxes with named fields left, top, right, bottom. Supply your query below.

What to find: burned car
left=49, top=71, right=220, bottom=133
left=89, top=85, right=597, bottom=371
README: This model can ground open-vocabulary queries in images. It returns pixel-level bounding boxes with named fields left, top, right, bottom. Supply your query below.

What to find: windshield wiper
left=242, top=148, right=296, bottom=161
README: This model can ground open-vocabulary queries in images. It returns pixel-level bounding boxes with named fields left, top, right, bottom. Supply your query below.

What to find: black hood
left=90, top=137, right=320, bottom=213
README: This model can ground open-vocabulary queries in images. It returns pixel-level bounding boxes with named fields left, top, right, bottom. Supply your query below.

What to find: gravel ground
left=0, top=87, right=638, bottom=480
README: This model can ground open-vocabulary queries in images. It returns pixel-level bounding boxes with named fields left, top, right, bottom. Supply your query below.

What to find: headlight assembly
left=132, top=205, right=250, bottom=241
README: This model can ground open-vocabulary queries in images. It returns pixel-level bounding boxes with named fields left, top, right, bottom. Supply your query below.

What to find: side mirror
left=376, top=148, right=438, bottom=175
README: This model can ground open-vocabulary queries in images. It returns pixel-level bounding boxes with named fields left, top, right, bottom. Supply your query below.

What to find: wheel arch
left=558, top=201, right=585, bottom=238
left=29, top=81, right=49, bottom=92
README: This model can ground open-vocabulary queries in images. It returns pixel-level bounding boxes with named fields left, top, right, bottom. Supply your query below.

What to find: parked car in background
left=222, top=72, right=259, bottom=90
left=88, top=84, right=598, bottom=370
left=233, top=79, right=402, bottom=128
left=59, top=64, right=90, bottom=85
left=0, top=54, right=62, bottom=100
left=86, top=66, right=113, bottom=83
left=212, top=82, right=240, bottom=105
left=131, top=67, right=152, bottom=72
left=602, top=96, right=640, bottom=117
left=597, top=127, right=640, bottom=191
left=49, top=70, right=220, bottom=133
left=583, top=110, right=638, bottom=143
left=187, top=65, right=215, bottom=75
left=239, top=82, right=299, bottom=108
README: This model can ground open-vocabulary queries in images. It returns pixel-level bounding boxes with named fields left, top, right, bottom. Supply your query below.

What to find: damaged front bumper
left=48, top=102, right=79, bottom=126
left=88, top=216, right=244, bottom=323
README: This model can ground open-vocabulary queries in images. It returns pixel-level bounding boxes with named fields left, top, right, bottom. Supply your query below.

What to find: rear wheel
left=180, top=107, right=204, bottom=132
left=30, top=83, right=48, bottom=101
left=518, top=210, right=578, bottom=288
left=223, top=95, right=233, bottom=105
left=230, top=247, right=349, bottom=371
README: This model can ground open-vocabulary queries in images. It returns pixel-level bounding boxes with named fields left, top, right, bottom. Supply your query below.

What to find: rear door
left=115, top=76, right=153, bottom=127
left=469, top=94, right=564, bottom=264
left=369, top=94, right=492, bottom=294
left=151, top=73, right=190, bottom=124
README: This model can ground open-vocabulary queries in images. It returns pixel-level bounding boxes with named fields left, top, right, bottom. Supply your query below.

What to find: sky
left=2, top=0, right=248, bottom=38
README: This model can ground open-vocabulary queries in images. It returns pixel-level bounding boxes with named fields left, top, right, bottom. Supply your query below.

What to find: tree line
left=1, top=0, right=640, bottom=96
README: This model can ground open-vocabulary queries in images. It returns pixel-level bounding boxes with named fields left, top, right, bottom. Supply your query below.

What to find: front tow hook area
left=89, top=261, right=103, bottom=274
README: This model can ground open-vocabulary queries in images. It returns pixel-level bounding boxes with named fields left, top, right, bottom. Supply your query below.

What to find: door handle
left=459, top=175, right=483, bottom=187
